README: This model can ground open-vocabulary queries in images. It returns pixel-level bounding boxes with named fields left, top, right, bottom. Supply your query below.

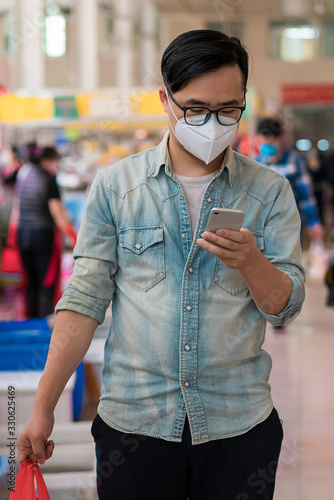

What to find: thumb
left=45, top=439, right=55, bottom=460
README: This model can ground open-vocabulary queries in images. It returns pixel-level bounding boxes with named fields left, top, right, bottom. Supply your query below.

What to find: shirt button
left=184, top=381, right=190, bottom=388
left=188, top=267, right=194, bottom=274
left=186, top=305, right=192, bottom=312
left=182, top=233, right=187, bottom=238
left=135, top=243, right=142, bottom=250
left=206, top=197, right=212, bottom=203
left=185, top=344, right=191, bottom=351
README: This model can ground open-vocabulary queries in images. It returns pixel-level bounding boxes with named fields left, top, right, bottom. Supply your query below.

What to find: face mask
left=259, top=143, right=277, bottom=159
left=166, top=91, right=238, bottom=165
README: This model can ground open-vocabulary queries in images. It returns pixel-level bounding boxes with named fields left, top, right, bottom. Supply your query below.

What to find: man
left=19, top=30, right=305, bottom=499
left=257, top=118, right=323, bottom=242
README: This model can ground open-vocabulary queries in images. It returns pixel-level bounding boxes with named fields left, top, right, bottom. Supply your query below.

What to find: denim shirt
left=56, top=132, right=305, bottom=445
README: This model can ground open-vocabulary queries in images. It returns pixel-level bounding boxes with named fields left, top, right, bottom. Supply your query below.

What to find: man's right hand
left=18, top=413, right=55, bottom=464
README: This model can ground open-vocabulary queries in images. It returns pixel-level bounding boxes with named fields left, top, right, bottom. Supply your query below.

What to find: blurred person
left=320, top=145, right=334, bottom=186
left=306, top=146, right=328, bottom=224
left=320, top=145, right=334, bottom=227
left=0, top=146, right=22, bottom=220
left=24, top=141, right=43, bottom=164
left=257, top=118, right=323, bottom=243
left=14, top=146, right=76, bottom=318
left=325, top=229, right=334, bottom=306
left=0, top=146, right=22, bottom=186
left=306, top=145, right=334, bottom=227
left=0, top=147, right=22, bottom=270
left=257, top=120, right=325, bottom=332
left=18, top=30, right=305, bottom=500
left=0, top=176, right=6, bottom=258
left=321, top=147, right=334, bottom=306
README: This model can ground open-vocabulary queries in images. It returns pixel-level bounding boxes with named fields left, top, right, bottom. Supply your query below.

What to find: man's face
left=159, top=64, right=245, bottom=139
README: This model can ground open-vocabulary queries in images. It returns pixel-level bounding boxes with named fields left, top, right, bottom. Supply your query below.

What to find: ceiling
left=152, top=0, right=334, bottom=18
left=1, top=0, right=333, bottom=18
left=152, top=0, right=279, bottom=15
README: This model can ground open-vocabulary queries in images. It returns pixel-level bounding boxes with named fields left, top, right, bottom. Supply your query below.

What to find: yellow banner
left=0, top=90, right=166, bottom=123
left=0, top=95, right=53, bottom=122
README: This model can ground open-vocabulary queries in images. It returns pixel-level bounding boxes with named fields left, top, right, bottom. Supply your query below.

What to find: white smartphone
left=205, top=208, right=245, bottom=233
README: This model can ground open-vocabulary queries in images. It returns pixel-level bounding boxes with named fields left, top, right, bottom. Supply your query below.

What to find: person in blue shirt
left=18, top=30, right=305, bottom=500
left=257, top=118, right=323, bottom=243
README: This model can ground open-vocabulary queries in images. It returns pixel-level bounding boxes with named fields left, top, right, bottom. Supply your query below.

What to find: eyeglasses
left=167, top=90, right=246, bottom=127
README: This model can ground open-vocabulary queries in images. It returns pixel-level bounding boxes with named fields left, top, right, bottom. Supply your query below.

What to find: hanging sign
left=54, top=95, right=78, bottom=118
left=282, top=85, right=334, bottom=104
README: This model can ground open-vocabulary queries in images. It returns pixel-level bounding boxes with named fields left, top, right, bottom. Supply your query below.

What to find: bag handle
left=33, top=463, right=50, bottom=499
left=9, top=458, right=50, bottom=500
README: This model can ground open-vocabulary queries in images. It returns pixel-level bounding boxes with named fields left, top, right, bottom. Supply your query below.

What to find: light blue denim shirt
left=56, top=132, right=305, bottom=444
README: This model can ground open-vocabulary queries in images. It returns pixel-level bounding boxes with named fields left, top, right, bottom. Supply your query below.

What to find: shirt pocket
left=118, top=225, right=165, bottom=292
left=213, top=232, right=264, bottom=296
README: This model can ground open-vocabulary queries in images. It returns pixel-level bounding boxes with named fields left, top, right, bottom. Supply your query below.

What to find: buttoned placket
left=174, top=176, right=223, bottom=444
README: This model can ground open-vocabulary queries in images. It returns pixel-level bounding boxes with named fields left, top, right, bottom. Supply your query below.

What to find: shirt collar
left=147, top=132, right=170, bottom=178
left=148, top=131, right=236, bottom=187
left=220, top=143, right=236, bottom=188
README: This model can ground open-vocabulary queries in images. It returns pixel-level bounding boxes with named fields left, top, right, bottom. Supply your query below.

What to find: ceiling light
left=317, top=139, right=330, bottom=151
left=283, top=27, right=319, bottom=40
left=296, top=139, right=312, bottom=151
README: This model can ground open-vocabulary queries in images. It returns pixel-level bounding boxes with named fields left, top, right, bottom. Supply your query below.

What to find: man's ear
left=159, top=86, right=169, bottom=113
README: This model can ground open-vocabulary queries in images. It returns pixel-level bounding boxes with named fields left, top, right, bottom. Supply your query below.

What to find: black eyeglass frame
left=166, top=89, right=246, bottom=127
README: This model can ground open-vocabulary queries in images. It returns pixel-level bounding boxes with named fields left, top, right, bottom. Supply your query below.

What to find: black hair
left=257, top=118, right=283, bottom=137
left=26, top=141, right=41, bottom=164
left=161, top=29, right=249, bottom=93
left=38, top=146, right=60, bottom=163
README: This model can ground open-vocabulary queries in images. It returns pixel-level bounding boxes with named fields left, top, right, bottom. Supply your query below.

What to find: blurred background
left=0, top=1, right=334, bottom=499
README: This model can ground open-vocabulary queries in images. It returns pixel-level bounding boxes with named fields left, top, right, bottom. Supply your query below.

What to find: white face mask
left=166, top=90, right=238, bottom=165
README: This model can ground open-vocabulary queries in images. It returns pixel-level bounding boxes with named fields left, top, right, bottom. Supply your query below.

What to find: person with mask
left=15, top=146, right=76, bottom=318
left=257, top=118, right=323, bottom=243
left=18, top=30, right=305, bottom=500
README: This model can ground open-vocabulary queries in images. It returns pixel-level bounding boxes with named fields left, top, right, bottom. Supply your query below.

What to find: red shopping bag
left=9, top=458, right=50, bottom=499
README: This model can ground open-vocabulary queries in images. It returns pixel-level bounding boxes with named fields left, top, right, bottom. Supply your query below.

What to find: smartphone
left=205, top=208, right=245, bottom=233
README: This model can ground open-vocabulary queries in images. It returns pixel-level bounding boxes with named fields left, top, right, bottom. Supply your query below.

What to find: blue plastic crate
left=0, top=334, right=85, bottom=421
left=0, top=318, right=50, bottom=332
left=0, top=343, right=50, bottom=371
left=0, top=330, right=52, bottom=345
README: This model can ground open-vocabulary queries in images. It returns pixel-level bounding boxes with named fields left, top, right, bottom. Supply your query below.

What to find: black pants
left=92, top=408, right=283, bottom=500
left=17, top=228, right=55, bottom=318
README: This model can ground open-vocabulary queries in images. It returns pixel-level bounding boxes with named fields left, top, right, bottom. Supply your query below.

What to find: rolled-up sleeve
left=258, top=177, right=306, bottom=326
left=56, top=169, right=117, bottom=324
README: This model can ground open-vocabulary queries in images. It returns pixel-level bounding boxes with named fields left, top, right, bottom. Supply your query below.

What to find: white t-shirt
left=175, top=172, right=217, bottom=237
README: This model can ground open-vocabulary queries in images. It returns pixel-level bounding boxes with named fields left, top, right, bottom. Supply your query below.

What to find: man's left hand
left=197, top=228, right=258, bottom=270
